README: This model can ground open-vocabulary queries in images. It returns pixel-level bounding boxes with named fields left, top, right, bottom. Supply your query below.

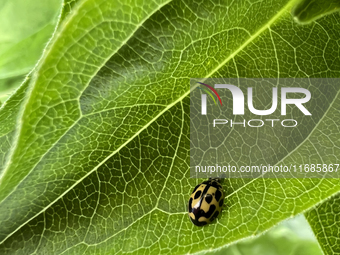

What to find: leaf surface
left=306, top=195, right=340, bottom=255
left=0, top=0, right=79, bottom=170
left=203, top=215, right=322, bottom=255
left=0, top=0, right=340, bottom=254
left=0, top=0, right=61, bottom=79
left=292, top=0, right=340, bottom=24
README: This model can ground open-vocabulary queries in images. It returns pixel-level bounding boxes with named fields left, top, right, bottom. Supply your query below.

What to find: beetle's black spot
left=219, top=198, right=224, bottom=207
left=215, top=190, right=222, bottom=201
left=210, top=181, right=220, bottom=189
left=188, top=198, right=193, bottom=212
left=210, top=211, right=219, bottom=222
left=205, top=194, right=212, bottom=204
left=194, top=190, right=202, bottom=200
left=192, top=184, right=200, bottom=194
left=206, top=204, right=216, bottom=218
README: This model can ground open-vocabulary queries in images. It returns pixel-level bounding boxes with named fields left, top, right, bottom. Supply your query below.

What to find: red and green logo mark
left=197, top=82, right=222, bottom=106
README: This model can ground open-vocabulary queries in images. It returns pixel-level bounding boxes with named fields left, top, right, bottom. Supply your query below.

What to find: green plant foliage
left=0, top=0, right=61, bottom=101
left=306, top=194, right=340, bottom=255
left=202, top=215, right=322, bottom=255
left=292, top=0, right=340, bottom=24
left=0, top=0, right=340, bottom=254
left=0, top=75, right=25, bottom=105
left=0, top=0, right=78, bottom=169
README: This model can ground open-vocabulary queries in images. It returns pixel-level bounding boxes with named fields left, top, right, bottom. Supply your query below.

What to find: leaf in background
left=0, top=76, right=29, bottom=169
left=306, top=194, right=340, bottom=255
left=202, top=215, right=322, bottom=255
left=0, top=75, right=25, bottom=105
left=0, top=24, right=58, bottom=79
left=0, top=0, right=339, bottom=254
left=0, top=0, right=61, bottom=78
left=292, top=0, right=340, bottom=24
left=0, top=0, right=81, bottom=168
left=0, top=0, right=61, bottom=102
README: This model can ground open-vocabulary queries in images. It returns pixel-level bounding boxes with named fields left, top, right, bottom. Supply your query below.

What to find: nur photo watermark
left=190, top=78, right=340, bottom=178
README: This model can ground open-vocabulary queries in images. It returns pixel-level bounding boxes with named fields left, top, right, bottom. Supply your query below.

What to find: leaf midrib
left=0, top=0, right=298, bottom=245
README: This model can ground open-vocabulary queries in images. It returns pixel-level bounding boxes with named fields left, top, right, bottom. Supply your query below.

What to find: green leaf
left=292, top=0, right=340, bottom=24
left=0, top=75, right=25, bottom=105
left=0, top=0, right=78, bottom=170
left=0, top=77, right=30, bottom=169
left=0, top=0, right=340, bottom=254
left=0, top=0, right=61, bottom=79
left=61, top=0, right=80, bottom=21
left=203, top=215, right=322, bottom=255
left=0, top=0, right=64, bottom=104
left=306, top=194, right=340, bottom=255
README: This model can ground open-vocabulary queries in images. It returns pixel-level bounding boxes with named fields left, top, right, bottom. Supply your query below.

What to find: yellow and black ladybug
left=188, top=178, right=224, bottom=226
